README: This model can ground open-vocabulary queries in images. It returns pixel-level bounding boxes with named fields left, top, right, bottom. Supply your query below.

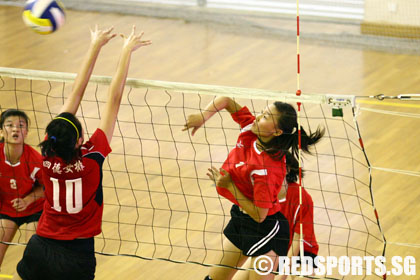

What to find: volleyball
left=22, top=0, right=65, bottom=34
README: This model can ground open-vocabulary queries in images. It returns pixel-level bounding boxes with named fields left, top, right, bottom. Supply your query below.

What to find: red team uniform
left=37, top=128, right=112, bottom=239
left=278, top=182, right=319, bottom=257
left=17, top=129, right=112, bottom=280
left=0, top=143, right=44, bottom=217
left=218, top=106, right=286, bottom=214
left=219, top=107, right=290, bottom=257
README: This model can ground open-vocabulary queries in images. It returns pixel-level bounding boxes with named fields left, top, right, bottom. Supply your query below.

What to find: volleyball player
left=230, top=153, right=319, bottom=280
left=183, top=97, right=324, bottom=280
left=276, top=153, right=318, bottom=280
left=14, top=25, right=151, bottom=280
left=0, top=109, right=44, bottom=270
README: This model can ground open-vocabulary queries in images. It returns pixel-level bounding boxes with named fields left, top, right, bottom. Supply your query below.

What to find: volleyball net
left=0, top=66, right=391, bottom=279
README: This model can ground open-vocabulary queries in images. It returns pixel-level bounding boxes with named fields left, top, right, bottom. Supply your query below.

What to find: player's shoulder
left=287, top=183, right=313, bottom=201
left=24, top=144, right=42, bottom=160
left=85, top=129, right=109, bottom=147
left=82, top=129, right=106, bottom=150
left=233, top=106, right=252, bottom=117
left=0, top=143, right=4, bottom=160
left=232, top=106, right=255, bottom=128
left=286, top=182, right=299, bottom=197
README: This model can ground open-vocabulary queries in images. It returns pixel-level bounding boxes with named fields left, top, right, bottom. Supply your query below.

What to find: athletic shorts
left=17, top=234, right=96, bottom=280
left=224, top=204, right=290, bottom=257
left=296, top=251, right=318, bottom=268
left=0, top=211, right=42, bottom=227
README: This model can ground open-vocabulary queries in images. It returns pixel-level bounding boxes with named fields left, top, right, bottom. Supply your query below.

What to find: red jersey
left=218, top=106, right=286, bottom=216
left=37, top=129, right=111, bottom=240
left=0, top=143, right=44, bottom=217
left=278, top=182, right=319, bottom=255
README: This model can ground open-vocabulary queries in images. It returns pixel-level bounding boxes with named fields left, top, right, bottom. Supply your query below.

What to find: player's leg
left=249, top=250, right=279, bottom=280
left=208, top=237, right=248, bottom=280
left=231, top=258, right=251, bottom=280
left=24, top=221, right=37, bottom=242
left=12, top=273, right=22, bottom=280
left=0, top=218, right=18, bottom=268
left=16, top=234, right=47, bottom=280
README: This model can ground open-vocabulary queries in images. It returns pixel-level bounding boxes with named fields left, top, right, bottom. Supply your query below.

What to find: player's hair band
left=55, top=117, right=79, bottom=140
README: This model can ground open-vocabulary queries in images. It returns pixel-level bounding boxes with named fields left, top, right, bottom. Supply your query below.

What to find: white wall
left=364, top=0, right=420, bottom=26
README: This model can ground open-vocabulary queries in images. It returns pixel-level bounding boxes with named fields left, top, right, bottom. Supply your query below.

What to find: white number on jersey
left=10, top=179, right=17, bottom=189
left=50, top=177, right=83, bottom=214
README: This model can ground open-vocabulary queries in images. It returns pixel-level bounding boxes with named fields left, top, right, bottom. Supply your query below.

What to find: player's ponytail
left=39, top=112, right=82, bottom=163
left=285, top=151, right=308, bottom=183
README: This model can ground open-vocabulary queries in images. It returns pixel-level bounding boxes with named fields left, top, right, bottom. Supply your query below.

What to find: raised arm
left=99, top=26, right=151, bottom=143
left=59, top=25, right=116, bottom=115
left=183, top=96, right=242, bottom=136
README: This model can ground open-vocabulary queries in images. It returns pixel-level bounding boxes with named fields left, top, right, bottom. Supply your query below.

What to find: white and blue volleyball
left=22, top=0, right=65, bottom=34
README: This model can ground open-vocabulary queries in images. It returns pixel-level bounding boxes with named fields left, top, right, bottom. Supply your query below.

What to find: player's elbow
left=257, top=216, right=266, bottom=223
left=255, top=207, right=269, bottom=223
left=252, top=213, right=267, bottom=223
left=250, top=215, right=265, bottom=223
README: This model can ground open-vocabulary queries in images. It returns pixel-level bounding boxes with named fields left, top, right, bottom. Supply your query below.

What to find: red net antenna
left=295, top=0, right=305, bottom=265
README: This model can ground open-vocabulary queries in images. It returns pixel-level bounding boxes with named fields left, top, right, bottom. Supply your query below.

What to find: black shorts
left=17, top=234, right=96, bottom=280
left=296, top=251, right=318, bottom=268
left=0, top=211, right=42, bottom=227
left=224, top=205, right=290, bottom=257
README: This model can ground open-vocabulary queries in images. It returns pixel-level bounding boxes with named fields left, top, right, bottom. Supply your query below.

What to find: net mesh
left=0, top=68, right=385, bottom=279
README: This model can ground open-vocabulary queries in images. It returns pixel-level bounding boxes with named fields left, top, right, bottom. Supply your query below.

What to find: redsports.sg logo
left=253, top=255, right=416, bottom=277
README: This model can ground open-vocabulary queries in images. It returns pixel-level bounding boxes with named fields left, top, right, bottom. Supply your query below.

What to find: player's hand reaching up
left=183, top=113, right=206, bottom=136
left=90, top=25, right=117, bottom=47
left=121, top=25, right=152, bottom=52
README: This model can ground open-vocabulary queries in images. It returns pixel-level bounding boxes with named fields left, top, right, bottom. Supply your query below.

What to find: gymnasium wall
left=362, top=0, right=420, bottom=38
left=364, top=0, right=420, bottom=26
left=3, top=0, right=420, bottom=51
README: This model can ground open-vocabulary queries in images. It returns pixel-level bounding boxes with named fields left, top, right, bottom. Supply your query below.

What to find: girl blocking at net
left=14, top=25, right=151, bottom=280
left=183, top=97, right=324, bottom=280
left=0, top=109, right=45, bottom=270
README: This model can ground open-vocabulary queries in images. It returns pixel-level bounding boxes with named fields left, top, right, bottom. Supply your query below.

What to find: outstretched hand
left=121, top=25, right=152, bottom=52
left=90, top=25, right=117, bottom=47
left=182, top=113, right=206, bottom=136
left=207, top=167, right=232, bottom=189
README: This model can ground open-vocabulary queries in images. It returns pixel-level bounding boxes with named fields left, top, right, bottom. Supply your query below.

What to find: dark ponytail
left=39, top=112, right=82, bottom=163
left=258, top=102, right=324, bottom=160
left=285, top=152, right=303, bottom=183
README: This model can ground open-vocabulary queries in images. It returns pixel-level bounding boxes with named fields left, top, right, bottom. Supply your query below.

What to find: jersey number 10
left=50, top=177, right=83, bottom=214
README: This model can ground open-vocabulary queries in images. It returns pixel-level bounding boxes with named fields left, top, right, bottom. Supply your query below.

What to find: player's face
left=1, top=116, right=28, bottom=144
left=251, top=104, right=283, bottom=141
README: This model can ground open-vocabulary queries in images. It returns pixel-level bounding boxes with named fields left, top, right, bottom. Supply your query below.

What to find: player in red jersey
left=14, top=25, right=151, bottom=280
left=227, top=153, right=319, bottom=280
left=183, top=97, right=324, bottom=280
left=277, top=153, right=318, bottom=280
left=0, top=109, right=44, bottom=270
